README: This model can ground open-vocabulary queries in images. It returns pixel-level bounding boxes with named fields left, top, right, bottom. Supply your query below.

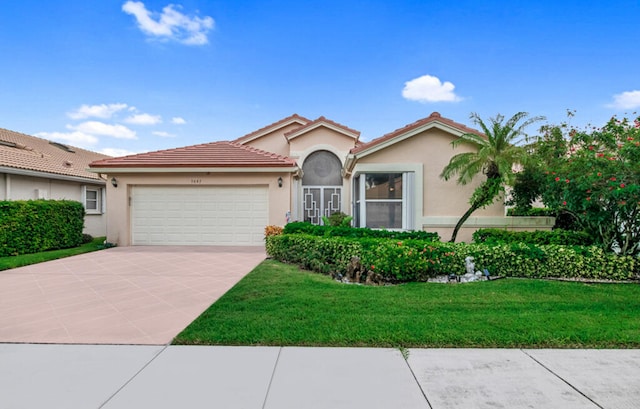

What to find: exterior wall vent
left=35, top=189, right=48, bottom=199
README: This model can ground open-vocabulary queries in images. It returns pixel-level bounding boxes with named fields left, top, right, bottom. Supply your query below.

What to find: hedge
left=507, top=207, right=556, bottom=217
left=472, top=228, right=595, bottom=246
left=0, top=200, right=85, bottom=256
left=266, top=234, right=638, bottom=282
left=265, top=234, right=363, bottom=275
left=282, top=222, right=440, bottom=241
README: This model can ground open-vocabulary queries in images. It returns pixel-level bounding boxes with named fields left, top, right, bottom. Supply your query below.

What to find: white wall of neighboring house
left=0, top=172, right=107, bottom=237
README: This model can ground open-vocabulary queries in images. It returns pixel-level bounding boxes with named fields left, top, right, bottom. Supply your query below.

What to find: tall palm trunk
left=449, top=205, right=480, bottom=243
left=449, top=176, right=502, bottom=242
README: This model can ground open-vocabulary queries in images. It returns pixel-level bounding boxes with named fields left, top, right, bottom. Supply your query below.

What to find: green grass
left=174, top=259, right=640, bottom=348
left=0, top=237, right=107, bottom=271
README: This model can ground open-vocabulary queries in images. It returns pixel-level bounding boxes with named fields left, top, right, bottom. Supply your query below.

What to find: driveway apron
left=0, top=246, right=265, bottom=345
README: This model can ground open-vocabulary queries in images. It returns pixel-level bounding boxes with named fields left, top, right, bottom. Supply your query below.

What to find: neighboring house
left=89, top=112, right=551, bottom=246
left=0, top=128, right=110, bottom=237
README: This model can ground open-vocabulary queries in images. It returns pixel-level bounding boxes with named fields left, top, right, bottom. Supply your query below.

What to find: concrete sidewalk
left=1, top=345, right=638, bottom=409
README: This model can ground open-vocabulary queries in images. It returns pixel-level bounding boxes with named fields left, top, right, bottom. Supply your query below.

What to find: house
left=89, top=112, right=552, bottom=246
left=0, top=128, right=110, bottom=237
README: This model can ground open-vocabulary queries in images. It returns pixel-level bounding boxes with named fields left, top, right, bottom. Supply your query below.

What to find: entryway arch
left=301, top=150, right=343, bottom=224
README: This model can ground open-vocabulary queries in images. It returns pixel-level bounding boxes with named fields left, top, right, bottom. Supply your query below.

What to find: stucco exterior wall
left=6, top=174, right=78, bottom=200
left=0, top=173, right=106, bottom=237
left=352, top=127, right=508, bottom=241
left=240, top=123, right=303, bottom=157
left=104, top=171, right=291, bottom=246
left=356, top=128, right=504, bottom=216
left=288, top=127, right=357, bottom=161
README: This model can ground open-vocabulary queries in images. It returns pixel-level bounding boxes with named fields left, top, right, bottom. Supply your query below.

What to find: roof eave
left=1, top=166, right=106, bottom=184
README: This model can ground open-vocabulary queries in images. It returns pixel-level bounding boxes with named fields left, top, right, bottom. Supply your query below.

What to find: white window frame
left=82, top=186, right=104, bottom=214
left=355, top=172, right=415, bottom=230
left=362, top=173, right=405, bottom=230
left=352, top=163, right=422, bottom=231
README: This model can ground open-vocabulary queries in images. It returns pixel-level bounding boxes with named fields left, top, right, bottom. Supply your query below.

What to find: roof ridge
left=234, top=113, right=311, bottom=143
left=284, top=116, right=361, bottom=138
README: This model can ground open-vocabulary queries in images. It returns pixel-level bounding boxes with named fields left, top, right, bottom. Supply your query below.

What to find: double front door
left=302, top=186, right=341, bottom=225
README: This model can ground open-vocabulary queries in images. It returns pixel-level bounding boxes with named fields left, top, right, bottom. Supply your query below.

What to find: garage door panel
left=132, top=186, right=268, bottom=246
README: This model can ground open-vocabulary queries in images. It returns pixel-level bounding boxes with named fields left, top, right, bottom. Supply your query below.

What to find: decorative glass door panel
left=303, top=186, right=341, bottom=225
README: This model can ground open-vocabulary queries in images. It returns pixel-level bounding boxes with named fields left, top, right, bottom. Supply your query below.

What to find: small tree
left=440, top=112, right=545, bottom=242
left=536, top=115, right=640, bottom=255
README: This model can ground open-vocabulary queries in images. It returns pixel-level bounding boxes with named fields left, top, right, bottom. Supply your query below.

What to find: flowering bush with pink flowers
left=536, top=115, right=640, bottom=255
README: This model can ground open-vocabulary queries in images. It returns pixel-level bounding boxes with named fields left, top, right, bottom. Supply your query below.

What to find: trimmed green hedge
left=0, top=200, right=85, bottom=256
left=507, top=207, right=556, bottom=217
left=282, top=222, right=440, bottom=241
left=472, top=228, right=595, bottom=246
left=266, top=234, right=637, bottom=282
left=265, top=234, right=363, bottom=275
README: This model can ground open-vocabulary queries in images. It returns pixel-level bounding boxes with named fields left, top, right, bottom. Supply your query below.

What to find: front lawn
left=0, top=237, right=106, bottom=271
left=174, top=260, right=640, bottom=348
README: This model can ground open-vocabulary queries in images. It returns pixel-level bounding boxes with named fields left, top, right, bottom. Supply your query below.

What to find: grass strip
left=0, top=237, right=106, bottom=271
left=175, top=259, right=640, bottom=348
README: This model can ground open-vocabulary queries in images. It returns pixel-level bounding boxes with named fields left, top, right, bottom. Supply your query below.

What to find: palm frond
left=441, top=111, right=544, bottom=186
left=451, top=132, right=487, bottom=148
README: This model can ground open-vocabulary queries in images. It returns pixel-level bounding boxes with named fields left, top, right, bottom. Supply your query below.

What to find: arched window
left=302, top=150, right=342, bottom=186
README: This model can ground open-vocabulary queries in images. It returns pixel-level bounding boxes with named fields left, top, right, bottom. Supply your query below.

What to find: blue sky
left=1, top=0, right=638, bottom=157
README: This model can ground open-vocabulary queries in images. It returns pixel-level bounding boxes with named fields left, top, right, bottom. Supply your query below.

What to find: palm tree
left=440, top=112, right=545, bottom=242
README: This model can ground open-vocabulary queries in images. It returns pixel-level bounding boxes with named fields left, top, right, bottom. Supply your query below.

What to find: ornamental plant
left=536, top=115, right=640, bottom=255
left=440, top=112, right=544, bottom=242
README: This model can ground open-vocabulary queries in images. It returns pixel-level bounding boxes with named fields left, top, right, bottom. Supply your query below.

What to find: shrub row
left=472, top=228, right=595, bottom=246
left=266, top=234, right=637, bottom=282
left=282, top=222, right=440, bottom=241
left=507, top=207, right=556, bottom=217
left=0, top=200, right=85, bottom=256
left=265, top=234, right=363, bottom=275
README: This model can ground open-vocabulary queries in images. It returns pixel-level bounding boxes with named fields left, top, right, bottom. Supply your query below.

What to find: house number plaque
left=190, top=178, right=202, bottom=184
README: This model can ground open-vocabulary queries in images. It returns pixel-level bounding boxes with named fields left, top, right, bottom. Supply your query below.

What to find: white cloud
left=152, top=131, right=176, bottom=137
left=99, top=148, right=140, bottom=157
left=124, top=113, right=162, bottom=125
left=402, top=74, right=462, bottom=103
left=609, top=90, right=640, bottom=109
left=122, top=1, right=214, bottom=45
left=36, top=131, right=99, bottom=148
left=171, top=116, right=186, bottom=124
left=67, top=103, right=129, bottom=120
left=69, top=121, right=137, bottom=139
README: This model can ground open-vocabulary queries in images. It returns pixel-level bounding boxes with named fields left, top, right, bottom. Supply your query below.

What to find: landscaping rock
left=345, top=256, right=362, bottom=282
left=365, top=271, right=383, bottom=286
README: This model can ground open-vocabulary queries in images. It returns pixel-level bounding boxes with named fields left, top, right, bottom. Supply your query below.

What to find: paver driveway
left=0, top=246, right=265, bottom=345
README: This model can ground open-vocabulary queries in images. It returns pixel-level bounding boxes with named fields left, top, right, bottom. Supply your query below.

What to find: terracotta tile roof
left=89, top=141, right=297, bottom=168
left=284, top=116, right=360, bottom=140
left=350, top=112, right=482, bottom=154
left=234, top=113, right=311, bottom=144
left=0, top=127, right=110, bottom=181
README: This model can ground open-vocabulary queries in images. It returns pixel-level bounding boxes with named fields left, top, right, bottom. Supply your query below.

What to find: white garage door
left=131, top=186, right=268, bottom=245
